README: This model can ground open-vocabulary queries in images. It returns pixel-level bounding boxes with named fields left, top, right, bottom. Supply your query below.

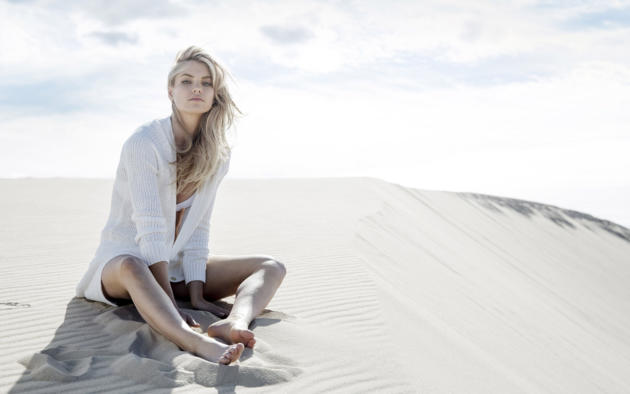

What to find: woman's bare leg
left=172, top=255, right=286, bottom=348
left=101, top=255, right=244, bottom=364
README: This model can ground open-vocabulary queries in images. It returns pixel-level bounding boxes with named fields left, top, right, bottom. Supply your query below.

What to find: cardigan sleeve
left=122, top=134, right=170, bottom=266
left=181, top=198, right=214, bottom=284
left=181, top=156, right=230, bottom=284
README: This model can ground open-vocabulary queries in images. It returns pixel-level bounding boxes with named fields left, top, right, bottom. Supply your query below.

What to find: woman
left=75, top=46, right=286, bottom=365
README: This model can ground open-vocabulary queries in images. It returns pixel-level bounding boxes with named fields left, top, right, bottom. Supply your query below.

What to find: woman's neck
left=178, top=112, right=200, bottom=135
left=171, top=113, right=200, bottom=148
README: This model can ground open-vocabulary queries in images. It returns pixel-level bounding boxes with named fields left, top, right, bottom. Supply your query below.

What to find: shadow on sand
left=11, top=297, right=299, bottom=393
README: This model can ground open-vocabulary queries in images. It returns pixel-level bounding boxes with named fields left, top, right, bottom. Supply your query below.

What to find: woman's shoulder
left=137, top=115, right=170, bottom=134
left=218, top=150, right=232, bottom=174
left=121, top=116, right=171, bottom=154
left=129, top=116, right=169, bottom=141
left=118, top=118, right=173, bottom=171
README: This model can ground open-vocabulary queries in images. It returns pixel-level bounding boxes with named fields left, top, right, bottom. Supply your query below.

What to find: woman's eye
left=203, top=82, right=212, bottom=86
left=182, top=80, right=190, bottom=84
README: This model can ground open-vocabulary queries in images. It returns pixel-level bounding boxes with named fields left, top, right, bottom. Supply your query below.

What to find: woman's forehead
left=178, top=60, right=211, bottom=77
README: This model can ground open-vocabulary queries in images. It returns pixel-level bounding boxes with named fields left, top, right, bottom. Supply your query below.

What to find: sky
left=1, top=0, right=629, bottom=228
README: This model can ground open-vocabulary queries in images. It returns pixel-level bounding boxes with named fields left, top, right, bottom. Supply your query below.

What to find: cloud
left=562, top=6, right=630, bottom=29
left=0, top=79, right=91, bottom=116
left=259, top=25, right=315, bottom=44
left=86, top=31, right=138, bottom=46
left=52, top=0, right=188, bottom=26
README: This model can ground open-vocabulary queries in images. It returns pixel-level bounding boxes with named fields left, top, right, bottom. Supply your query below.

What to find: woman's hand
left=191, top=298, right=230, bottom=319
left=187, top=281, right=230, bottom=319
left=177, top=307, right=200, bottom=327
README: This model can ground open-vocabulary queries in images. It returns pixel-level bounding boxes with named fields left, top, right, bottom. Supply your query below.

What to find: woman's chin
left=178, top=106, right=211, bottom=115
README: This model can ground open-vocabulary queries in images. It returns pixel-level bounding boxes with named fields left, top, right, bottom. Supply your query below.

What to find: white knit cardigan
left=75, top=115, right=230, bottom=298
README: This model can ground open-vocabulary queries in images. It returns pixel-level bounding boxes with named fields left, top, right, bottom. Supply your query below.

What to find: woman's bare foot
left=207, top=318, right=256, bottom=348
left=218, top=343, right=245, bottom=365
left=193, top=335, right=245, bottom=365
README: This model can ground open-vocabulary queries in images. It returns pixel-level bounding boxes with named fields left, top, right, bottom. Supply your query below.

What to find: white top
left=176, top=193, right=196, bottom=212
left=75, top=115, right=230, bottom=297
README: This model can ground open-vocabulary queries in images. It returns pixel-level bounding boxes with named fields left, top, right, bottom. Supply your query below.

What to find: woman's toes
left=241, top=329, right=255, bottom=340
left=219, top=344, right=244, bottom=364
left=234, top=343, right=245, bottom=358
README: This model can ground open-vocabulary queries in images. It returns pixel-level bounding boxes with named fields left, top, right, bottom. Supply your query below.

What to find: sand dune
left=1, top=177, right=629, bottom=393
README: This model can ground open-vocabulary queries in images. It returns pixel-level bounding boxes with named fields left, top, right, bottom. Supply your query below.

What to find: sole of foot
left=207, top=319, right=256, bottom=348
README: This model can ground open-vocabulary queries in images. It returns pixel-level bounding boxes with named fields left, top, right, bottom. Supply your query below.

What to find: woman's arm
left=122, top=134, right=170, bottom=266
left=181, top=157, right=231, bottom=316
left=187, top=280, right=205, bottom=304
left=181, top=187, right=229, bottom=318
left=149, top=261, right=200, bottom=327
left=149, top=261, right=178, bottom=305
left=181, top=198, right=214, bottom=289
left=181, top=156, right=231, bottom=291
left=187, top=279, right=228, bottom=318
left=122, top=134, right=180, bottom=304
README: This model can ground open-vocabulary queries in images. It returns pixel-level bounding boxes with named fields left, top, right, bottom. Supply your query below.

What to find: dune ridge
left=1, top=177, right=629, bottom=393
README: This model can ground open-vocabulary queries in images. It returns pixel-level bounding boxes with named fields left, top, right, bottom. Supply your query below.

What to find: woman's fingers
left=179, top=309, right=200, bottom=327
left=210, top=306, right=229, bottom=318
left=186, top=312, right=200, bottom=326
left=195, top=302, right=229, bottom=318
left=189, top=297, right=230, bottom=319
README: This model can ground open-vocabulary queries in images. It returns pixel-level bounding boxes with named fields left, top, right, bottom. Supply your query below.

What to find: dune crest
left=2, top=178, right=629, bottom=393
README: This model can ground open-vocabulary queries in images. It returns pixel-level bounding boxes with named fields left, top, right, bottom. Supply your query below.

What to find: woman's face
left=168, top=60, right=215, bottom=115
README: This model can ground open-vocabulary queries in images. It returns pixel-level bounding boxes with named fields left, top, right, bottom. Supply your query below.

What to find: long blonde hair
left=167, top=46, right=241, bottom=195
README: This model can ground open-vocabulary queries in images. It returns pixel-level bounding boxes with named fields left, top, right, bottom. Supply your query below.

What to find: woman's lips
left=189, top=98, right=203, bottom=101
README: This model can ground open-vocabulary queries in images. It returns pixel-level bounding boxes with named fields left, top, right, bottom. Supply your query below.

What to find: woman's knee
left=102, top=255, right=145, bottom=300
left=261, top=258, right=287, bottom=280
left=118, top=255, right=150, bottom=278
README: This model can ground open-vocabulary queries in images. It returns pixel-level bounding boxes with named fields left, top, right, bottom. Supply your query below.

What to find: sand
left=1, top=177, right=629, bottom=393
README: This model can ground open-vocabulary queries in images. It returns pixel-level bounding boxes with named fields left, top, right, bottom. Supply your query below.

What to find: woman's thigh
left=171, top=254, right=277, bottom=301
